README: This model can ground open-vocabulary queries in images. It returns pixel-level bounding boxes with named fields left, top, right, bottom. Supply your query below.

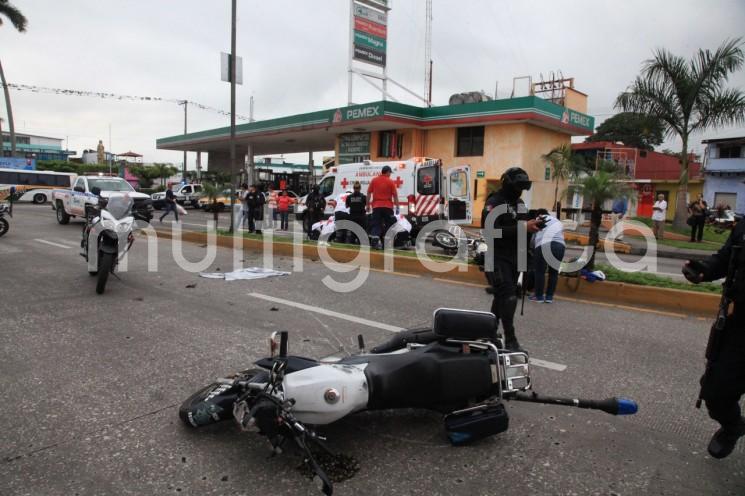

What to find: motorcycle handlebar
left=512, top=392, right=638, bottom=416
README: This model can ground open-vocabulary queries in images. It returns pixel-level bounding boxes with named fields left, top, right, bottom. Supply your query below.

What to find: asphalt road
left=1, top=203, right=744, bottom=495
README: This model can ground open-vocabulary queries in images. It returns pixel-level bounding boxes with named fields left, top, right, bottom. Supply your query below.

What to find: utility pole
left=108, top=123, right=112, bottom=175
left=228, top=0, right=237, bottom=233
left=181, top=100, right=188, bottom=181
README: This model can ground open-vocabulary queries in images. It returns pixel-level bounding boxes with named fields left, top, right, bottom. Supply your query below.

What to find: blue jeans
left=159, top=202, right=178, bottom=222
left=279, top=211, right=289, bottom=230
left=533, top=241, right=565, bottom=299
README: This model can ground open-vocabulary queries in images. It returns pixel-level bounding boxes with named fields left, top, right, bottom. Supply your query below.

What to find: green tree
left=151, top=163, right=179, bottom=188
left=567, top=161, right=633, bottom=270
left=616, top=38, right=745, bottom=229
left=586, top=112, right=664, bottom=150
left=200, top=180, right=226, bottom=229
left=543, top=144, right=587, bottom=212
left=128, top=165, right=162, bottom=188
left=0, top=0, right=27, bottom=158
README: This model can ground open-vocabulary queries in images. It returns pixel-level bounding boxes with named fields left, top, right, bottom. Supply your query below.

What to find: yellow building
left=158, top=88, right=593, bottom=224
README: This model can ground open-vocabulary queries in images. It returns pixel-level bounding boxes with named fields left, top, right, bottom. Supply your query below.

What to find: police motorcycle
left=80, top=188, right=152, bottom=294
left=179, top=308, right=638, bottom=495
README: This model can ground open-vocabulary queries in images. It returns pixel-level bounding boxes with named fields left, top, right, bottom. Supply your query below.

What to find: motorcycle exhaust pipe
left=512, top=391, right=638, bottom=416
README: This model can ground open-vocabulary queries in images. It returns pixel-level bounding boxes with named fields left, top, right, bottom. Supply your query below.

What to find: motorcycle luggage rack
left=444, top=339, right=531, bottom=396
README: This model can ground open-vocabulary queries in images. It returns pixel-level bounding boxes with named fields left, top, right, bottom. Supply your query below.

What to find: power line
left=5, top=83, right=252, bottom=121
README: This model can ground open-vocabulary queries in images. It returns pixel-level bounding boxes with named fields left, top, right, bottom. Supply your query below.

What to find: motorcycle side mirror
left=91, top=187, right=102, bottom=196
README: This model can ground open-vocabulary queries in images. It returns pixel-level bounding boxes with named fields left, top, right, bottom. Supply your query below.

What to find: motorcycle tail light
left=407, top=194, right=415, bottom=214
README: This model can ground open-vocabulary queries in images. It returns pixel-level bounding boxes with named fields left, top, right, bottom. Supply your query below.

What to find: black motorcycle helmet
left=500, top=167, right=531, bottom=196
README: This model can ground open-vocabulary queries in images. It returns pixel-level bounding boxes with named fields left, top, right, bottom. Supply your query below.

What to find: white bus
left=0, top=168, right=77, bottom=204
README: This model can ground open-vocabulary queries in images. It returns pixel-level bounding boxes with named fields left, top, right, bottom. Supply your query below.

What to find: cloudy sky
left=2, top=0, right=744, bottom=168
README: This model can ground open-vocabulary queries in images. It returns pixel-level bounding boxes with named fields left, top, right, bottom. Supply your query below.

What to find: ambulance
left=296, top=157, right=473, bottom=232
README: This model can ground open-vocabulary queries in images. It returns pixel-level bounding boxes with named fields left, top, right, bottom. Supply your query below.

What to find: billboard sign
left=0, top=157, right=35, bottom=170
left=352, top=1, right=387, bottom=68
left=220, top=52, right=243, bottom=85
left=353, top=3, right=387, bottom=25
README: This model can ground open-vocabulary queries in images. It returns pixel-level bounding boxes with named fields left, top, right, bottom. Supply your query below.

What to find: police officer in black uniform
left=684, top=220, right=745, bottom=458
left=482, top=167, right=542, bottom=352
left=345, top=181, right=367, bottom=244
left=245, top=185, right=265, bottom=234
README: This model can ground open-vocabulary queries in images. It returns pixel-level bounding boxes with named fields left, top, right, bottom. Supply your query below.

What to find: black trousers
left=486, top=258, right=519, bottom=337
left=371, top=207, right=396, bottom=241
left=305, top=211, right=323, bottom=235
left=701, top=317, right=745, bottom=429
left=690, top=215, right=705, bottom=242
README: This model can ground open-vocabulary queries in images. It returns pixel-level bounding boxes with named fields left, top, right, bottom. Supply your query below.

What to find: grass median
left=595, top=263, right=722, bottom=294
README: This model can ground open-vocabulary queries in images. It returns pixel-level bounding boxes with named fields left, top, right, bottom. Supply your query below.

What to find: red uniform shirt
left=277, top=195, right=291, bottom=212
left=368, top=175, right=397, bottom=209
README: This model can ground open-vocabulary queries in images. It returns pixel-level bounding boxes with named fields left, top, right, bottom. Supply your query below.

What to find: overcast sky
left=2, top=0, right=744, bottom=168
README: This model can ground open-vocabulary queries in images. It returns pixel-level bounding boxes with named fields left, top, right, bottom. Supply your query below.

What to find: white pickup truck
left=151, top=183, right=203, bottom=209
left=52, top=176, right=152, bottom=224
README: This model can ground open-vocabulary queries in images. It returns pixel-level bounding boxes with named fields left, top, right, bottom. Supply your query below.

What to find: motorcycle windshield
left=105, top=194, right=134, bottom=220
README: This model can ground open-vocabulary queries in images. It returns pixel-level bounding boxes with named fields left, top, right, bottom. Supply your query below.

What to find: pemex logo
left=561, top=110, right=569, bottom=124
left=332, top=109, right=343, bottom=124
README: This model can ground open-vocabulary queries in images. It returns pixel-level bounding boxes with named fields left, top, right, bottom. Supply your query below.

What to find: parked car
left=151, top=183, right=203, bottom=209
left=198, top=189, right=235, bottom=212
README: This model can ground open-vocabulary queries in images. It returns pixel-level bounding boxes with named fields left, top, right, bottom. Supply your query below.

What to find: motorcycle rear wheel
left=0, top=217, right=8, bottom=237
left=96, top=252, right=114, bottom=294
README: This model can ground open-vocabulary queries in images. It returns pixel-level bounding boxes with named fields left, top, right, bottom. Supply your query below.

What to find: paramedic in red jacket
left=367, top=165, right=399, bottom=249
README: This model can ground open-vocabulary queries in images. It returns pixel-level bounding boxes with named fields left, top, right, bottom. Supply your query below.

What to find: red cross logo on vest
left=340, top=177, right=349, bottom=189
left=393, top=176, right=404, bottom=188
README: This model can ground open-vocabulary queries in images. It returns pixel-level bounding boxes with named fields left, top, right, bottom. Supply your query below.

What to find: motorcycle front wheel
left=0, top=217, right=8, bottom=237
left=96, top=252, right=114, bottom=294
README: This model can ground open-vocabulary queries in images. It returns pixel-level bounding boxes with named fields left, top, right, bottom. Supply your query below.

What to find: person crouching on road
left=245, top=185, right=264, bottom=234
left=367, top=165, right=399, bottom=249
left=277, top=189, right=291, bottom=231
left=346, top=181, right=367, bottom=244
left=482, top=167, right=542, bottom=352
left=530, top=208, right=565, bottom=304
left=159, top=187, right=179, bottom=223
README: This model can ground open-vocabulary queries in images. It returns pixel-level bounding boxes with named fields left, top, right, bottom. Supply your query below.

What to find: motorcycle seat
left=433, top=308, right=498, bottom=341
left=362, top=343, right=493, bottom=410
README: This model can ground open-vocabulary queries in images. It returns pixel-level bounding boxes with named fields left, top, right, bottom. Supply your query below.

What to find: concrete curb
left=155, top=228, right=719, bottom=317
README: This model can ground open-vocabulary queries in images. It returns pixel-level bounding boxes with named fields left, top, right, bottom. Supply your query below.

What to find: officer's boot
left=708, top=416, right=745, bottom=459
left=503, top=326, right=527, bottom=354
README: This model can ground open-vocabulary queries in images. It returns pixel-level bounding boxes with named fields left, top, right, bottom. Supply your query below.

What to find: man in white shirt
left=530, top=209, right=566, bottom=303
left=652, top=194, right=668, bottom=240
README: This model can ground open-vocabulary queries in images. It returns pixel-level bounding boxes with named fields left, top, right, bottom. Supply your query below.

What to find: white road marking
left=34, top=239, right=71, bottom=249
left=248, top=292, right=567, bottom=371
left=54, top=239, right=80, bottom=247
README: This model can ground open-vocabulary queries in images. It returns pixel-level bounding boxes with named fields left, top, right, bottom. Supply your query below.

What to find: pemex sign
left=352, top=2, right=387, bottom=68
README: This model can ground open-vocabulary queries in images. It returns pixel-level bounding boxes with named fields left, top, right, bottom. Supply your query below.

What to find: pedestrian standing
left=652, top=194, right=667, bottom=240
left=611, top=197, right=628, bottom=241
left=277, top=190, right=291, bottom=231
left=482, top=167, right=541, bottom=352
left=367, top=165, right=399, bottom=249
left=245, top=185, right=264, bottom=234
left=346, top=181, right=367, bottom=244
left=688, top=194, right=708, bottom=242
left=159, top=188, right=179, bottom=223
left=529, top=209, right=565, bottom=304
left=305, top=186, right=326, bottom=237
left=683, top=223, right=745, bottom=458
left=267, top=186, right=278, bottom=230
left=238, top=183, right=250, bottom=229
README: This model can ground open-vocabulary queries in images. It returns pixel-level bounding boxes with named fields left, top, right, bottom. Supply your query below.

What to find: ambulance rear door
left=446, top=165, right=472, bottom=225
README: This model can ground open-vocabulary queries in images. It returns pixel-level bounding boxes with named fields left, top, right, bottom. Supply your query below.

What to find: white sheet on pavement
left=199, top=267, right=291, bottom=281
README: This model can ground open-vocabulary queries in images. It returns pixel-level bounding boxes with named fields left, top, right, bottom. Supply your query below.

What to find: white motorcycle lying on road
left=180, top=308, right=638, bottom=495
left=80, top=190, right=151, bottom=294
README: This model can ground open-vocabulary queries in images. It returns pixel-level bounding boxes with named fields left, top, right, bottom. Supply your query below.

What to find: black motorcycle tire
left=0, top=217, right=8, bottom=237
left=179, top=369, right=265, bottom=428
left=434, top=230, right=458, bottom=250
left=96, top=252, right=114, bottom=294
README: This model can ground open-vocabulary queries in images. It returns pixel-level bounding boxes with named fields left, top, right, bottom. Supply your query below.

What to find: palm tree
left=0, top=0, right=27, bottom=158
left=543, top=143, right=585, bottom=212
left=201, top=181, right=225, bottom=229
left=568, top=161, right=633, bottom=270
left=616, top=38, right=745, bottom=229
left=151, top=163, right=179, bottom=188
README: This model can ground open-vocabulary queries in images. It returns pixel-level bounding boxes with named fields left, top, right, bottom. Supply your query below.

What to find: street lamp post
left=228, top=0, right=237, bottom=233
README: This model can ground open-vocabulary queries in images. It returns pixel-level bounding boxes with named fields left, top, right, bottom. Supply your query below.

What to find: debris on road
left=199, top=267, right=290, bottom=281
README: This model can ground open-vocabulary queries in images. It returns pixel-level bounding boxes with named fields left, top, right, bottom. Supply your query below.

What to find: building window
left=378, top=131, right=403, bottom=158
left=456, top=126, right=484, bottom=157
left=714, top=192, right=737, bottom=210
left=719, top=145, right=743, bottom=159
